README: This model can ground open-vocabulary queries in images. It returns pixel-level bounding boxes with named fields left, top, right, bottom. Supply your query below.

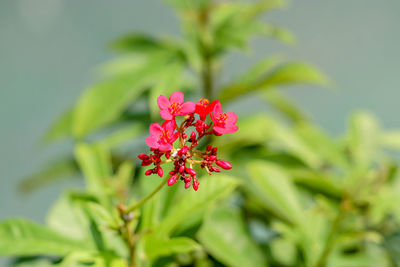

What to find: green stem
left=202, top=54, right=213, bottom=100
left=198, top=5, right=213, bottom=100
left=314, top=197, right=349, bottom=267
left=126, top=176, right=169, bottom=213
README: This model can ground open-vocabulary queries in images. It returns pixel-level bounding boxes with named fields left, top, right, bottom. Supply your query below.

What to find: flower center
left=168, top=102, right=182, bottom=114
left=199, top=98, right=209, bottom=107
left=216, top=113, right=228, bottom=125
left=159, top=129, right=170, bottom=143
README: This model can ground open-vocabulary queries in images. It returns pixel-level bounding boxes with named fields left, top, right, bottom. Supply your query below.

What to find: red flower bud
left=206, top=145, right=212, bottom=151
left=212, top=147, right=218, bottom=153
left=138, top=154, right=148, bottom=160
left=216, top=160, right=232, bottom=170
left=190, top=132, right=196, bottom=141
left=212, top=166, right=221, bottom=173
left=193, top=178, right=199, bottom=191
left=184, top=175, right=191, bottom=183
left=168, top=175, right=177, bottom=186
left=145, top=169, right=153, bottom=176
left=179, top=165, right=185, bottom=173
left=208, top=155, right=217, bottom=161
left=157, top=167, right=163, bottom=177
left=141, top=160, right=152, bottom=166
left=184, top=182, right=191, bottom=189
left=165, top=152, right=171, bottom=159
left=182, top=133, right=187, bottom=139
left=186, top=168, right=196, bottom=176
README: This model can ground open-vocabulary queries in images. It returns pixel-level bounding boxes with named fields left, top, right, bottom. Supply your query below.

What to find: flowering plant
left=3, top=1, right=400, bottom=267
left=139, top=91, right=237, bottom=191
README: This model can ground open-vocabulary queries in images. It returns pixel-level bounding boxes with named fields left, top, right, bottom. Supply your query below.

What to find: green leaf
left=295, top=122, right=348, bottom=168
left=218, top=114, right=323, bottom=168
left=0, top=218, right=90, bottom=256
left=234, top=55, right=284, bottom=86
left=347, top=111, right=381, bottom=169
left=42, top=108, right=74, bottom=143
left=75, top=143, right=112, bottom=201
left=247, top=161, right=303, bottom=224
left=142, top=235, right=201, bottom=259
left=72, top=53, right=174, bottom=139
left=197, top=205, right=267, bottom=267
left=219, top=62, right=329, bottom=103
left=155, top=174, right=240, bottom=236
left=380, top=130, right=400, bottom=151
left=110, top=34, right=168, bottom=53
left=289, top=169, right=343, bottom=199
left=18, top=156, right=78, bottom=194
left=96, top=124, right=144, bottom=149
left=261, top=89, right=309, bottom=124
left=263, top=23, right=296, bottom=45
left=46, top=192, right=91, bottom=241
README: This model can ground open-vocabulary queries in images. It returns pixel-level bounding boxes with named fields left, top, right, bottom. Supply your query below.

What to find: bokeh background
left=0, top=0, right=399, bottom=260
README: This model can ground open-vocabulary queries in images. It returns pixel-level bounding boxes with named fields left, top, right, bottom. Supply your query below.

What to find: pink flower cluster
left=138, top=91, right=238, bottom=191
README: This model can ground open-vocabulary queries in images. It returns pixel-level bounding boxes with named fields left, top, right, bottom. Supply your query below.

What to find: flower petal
left=160, top=109, right=173, bottom=120
left=169, top=91, right=184, bottom=104
left=213, top=126, right=226, bottom=135
left=223, top=125, right=239, bottom=134
left=163, top=120, right=177, bottom=133
left=149, top=123, right=163, bottom=136
left=171, top=132, right=180, bottom=143
left=213, top=101, right=223, bottom=115
left=157, top=95, right=170, bottom=109
left=146, top=136, right=159, bottom=148
left=180, top=101, right=195, bottom=115
left=159, top=143, right=173, bottom=151
left=226, top=112, right=238, bottom=124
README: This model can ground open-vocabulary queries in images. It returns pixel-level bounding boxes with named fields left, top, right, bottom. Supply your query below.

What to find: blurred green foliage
left=1, top=0, right=400, bottom=266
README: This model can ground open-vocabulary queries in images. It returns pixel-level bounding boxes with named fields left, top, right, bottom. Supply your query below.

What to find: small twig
left=126, top=176, right=169, bottom=213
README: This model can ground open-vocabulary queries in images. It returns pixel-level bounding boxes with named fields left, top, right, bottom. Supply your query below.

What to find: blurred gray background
left=0, top=0, right=399, bottom=261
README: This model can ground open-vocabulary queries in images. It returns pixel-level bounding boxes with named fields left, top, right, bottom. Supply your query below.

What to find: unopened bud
left=190, top=132, right=196, bottom=141
left=212, top=166, right=221, bottom=173
left=208, top=155, right=217, bottom=161
left=182, top=133, right=187, bottom=139
left=157, top=167, right=163, bottom=177
left=145, top=169, right=153, bottom=176
left=179, top=165, right=185, bottom=173
left=141, top=160, right=152, bottom=166
left=168, top=175, right=177, bottom=186
left=138, top=154, right=148, bottom=160
left=184, top=182, right=191, bottom=189
left=216, top=160, right=232, bottom=170
left=186, top=168, right=196, bottom=176
left=193, top=178, right=199, bottom=191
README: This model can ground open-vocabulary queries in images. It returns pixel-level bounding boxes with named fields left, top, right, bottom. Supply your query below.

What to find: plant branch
left=117, top=204, right=136, bottom=267
left=314, top=196, right=350, bottom=267
left=126, top=176, right=169, bottom=213
left=198, top=5, right=214, bottom=100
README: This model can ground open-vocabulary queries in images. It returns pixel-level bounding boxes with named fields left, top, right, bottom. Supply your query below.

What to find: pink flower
left=157, top=91, right=195, bottom=120
left=145, top=120, right=179, bottom=151
left=195, top=98, right=218, bottom=121
left=211, top=101, right=238, bottom=135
